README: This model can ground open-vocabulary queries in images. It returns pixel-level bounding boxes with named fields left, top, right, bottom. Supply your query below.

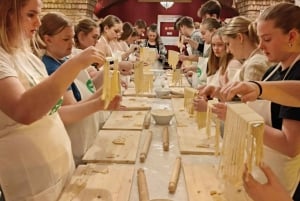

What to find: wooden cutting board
left=183, top=163, right=250, bottom=201
left=121, top=97, right=151, bottom=111
left=171, top=98, right=197, bottom=127
left=183, top=163, right=224, bottom=201
left=123, top=87, right=156, bottom=98
left=82, top=130, right=141, bottom=164
left=177, top=126, right=217, bottom=155
left=102, top=111, right=147, bottom=130
left=58, top=164, right=134, bottom=201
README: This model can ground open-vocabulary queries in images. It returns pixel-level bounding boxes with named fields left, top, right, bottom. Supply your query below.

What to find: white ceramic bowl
left=155, top=88, right=171, bottom=98
left=151, top=109, right=174, bottom=125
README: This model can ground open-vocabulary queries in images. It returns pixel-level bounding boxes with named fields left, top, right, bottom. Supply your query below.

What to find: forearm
left=259, top=81, right=300, bottom=107
left=264, top=125, right=300, bottom=157
left=58, top=98, right=103, bottom=125
left=1, top=58, right=84, bottom=124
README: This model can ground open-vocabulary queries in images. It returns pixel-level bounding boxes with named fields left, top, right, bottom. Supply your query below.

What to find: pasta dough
left=101, top=59, right=121, bottom=109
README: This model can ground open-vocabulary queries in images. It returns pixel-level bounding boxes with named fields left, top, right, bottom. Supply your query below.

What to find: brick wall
left=234, top=0, right=295, bottom=20
left=42, top=0, right=97, bottom=24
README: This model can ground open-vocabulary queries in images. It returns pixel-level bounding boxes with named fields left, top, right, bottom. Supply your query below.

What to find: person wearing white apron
left=0, top=1, right=106, bottom=200
left=249, top=3, right=300, bottom=197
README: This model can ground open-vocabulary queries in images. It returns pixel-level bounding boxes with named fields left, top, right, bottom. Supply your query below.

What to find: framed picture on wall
left=157, top=15, right=181, bottom=46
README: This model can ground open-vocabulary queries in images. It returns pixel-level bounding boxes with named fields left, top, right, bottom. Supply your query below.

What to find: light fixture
left=160, top=1, right=174, bottom=9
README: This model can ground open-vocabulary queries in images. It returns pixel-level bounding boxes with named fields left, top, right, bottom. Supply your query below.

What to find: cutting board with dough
left=58, top=164, right=134, bottom=201
left=103, top=111, right=147, bottom=130
left=183, top=163, right=249, bottom=201
left=177, top=125, right=217, bottom=155
left=121, top=97, right=151, bottom=111
left=82, top=130, right=141, bottom=164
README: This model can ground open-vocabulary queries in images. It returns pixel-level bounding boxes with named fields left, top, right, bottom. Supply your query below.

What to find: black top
left=262, top=60, right=300, bottom=129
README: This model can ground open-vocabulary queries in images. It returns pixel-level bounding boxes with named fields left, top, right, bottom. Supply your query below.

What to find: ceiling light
left=160, top=1, right=174, bottom=9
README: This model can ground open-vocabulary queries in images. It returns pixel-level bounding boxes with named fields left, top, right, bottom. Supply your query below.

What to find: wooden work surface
left=58, top=164, right=134, bottom=201
left=171, top=98, right=197, bottom=127
left=183, top=163, right=250, bottom=201
left=177, top=125, right=217, bottom=155
left=183, top=163, right=224, bottom=201
left=121, top=96, right=152, bottom=111
left=83, top=130, right=141, bottom=164
left=123, top=87, right=156, bottom=98
left=102, top=111, right=147, bottom=130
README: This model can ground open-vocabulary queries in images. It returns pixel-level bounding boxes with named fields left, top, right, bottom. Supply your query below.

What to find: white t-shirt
left=0, top=47, right=74, bottom=201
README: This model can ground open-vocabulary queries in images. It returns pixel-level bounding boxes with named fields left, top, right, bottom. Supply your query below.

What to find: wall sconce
left=160, top=1, right=174, bottom=9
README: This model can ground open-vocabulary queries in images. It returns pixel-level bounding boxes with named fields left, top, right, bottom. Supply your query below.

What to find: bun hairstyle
left=222, top=16, right=259, bottom=45
left=258, top=2, right=300, bottom=34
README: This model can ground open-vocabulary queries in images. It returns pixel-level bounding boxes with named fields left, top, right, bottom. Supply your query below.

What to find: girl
left=38, top=12, right=119, bottom=165
left=0, top=0, right=117, bottom=200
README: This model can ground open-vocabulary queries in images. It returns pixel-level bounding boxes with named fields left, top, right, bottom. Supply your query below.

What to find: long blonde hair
left=0, top=0, right=30, bottom=53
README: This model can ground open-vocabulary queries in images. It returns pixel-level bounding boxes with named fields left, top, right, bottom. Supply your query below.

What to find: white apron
left=0, top=114, right=74, bottom=201
left=66, top=70, right=102, bottom=165
left=251, top=56, right=300, bottom=195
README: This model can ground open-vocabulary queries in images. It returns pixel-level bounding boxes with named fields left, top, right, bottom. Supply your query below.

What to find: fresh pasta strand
left=218, top=103, right=264, bottom=187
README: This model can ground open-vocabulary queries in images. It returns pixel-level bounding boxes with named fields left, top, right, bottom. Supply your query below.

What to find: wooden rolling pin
left=168, top=156, right=181, bottom=193
left=143, top=112, right=151, bottom=129
left=140, top=130, right=153, bottom=162
left=137, top=168, right=150, bottom=201
left=162, top=127, right=169, bottom=151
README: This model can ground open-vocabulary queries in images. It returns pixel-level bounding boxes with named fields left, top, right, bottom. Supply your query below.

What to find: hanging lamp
left=160, top=1, right=174, bottom=9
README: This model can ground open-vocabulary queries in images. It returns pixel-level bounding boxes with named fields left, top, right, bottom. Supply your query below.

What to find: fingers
left=107, top=95, right=122, bottom=110
left=259, top=163, right=277, bottom=184
left=242, top=164, right=260, bottom=189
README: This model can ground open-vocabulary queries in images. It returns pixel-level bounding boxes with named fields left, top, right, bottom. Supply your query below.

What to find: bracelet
left=248, top=80, right=262, bottom=97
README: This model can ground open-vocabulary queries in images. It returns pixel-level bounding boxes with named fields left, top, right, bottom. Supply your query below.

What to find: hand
left=220, top=81, right=260, bottom=102
left=182, top=66, right=196, bottom=73
left=179, top=54, right=187, bottom=61
left=211, top=102, right=227, bottom=120
left=198, top=85, right=221, bottom=99
left=129, top=44, right=139, bottom=54
left=74, top=46, right=105, bottom=69
left=105, top=95, right=122, bottom=110
left=243, top=164, right=292, bottom=201
left=193, top=96, right=208, bottom=112
left=183, top=38, right=199, bottom=49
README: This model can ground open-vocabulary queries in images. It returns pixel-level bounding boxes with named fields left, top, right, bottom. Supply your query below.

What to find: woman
left=95, top=15, right=133, bottom=76
left=0, top=0, right=118, bottom=200
left=38, top=12, right=119, bottom=166
left=193, top=28, right=242, bottom=112
left=142, top=23, right=167, bottom=65
left=111, top=22, right=139, bottom=61
left=74, top=18, right=100, bottom=50
left=183, top=17, right=222, bottom=77
left=201, top=2, right=300, bottom=198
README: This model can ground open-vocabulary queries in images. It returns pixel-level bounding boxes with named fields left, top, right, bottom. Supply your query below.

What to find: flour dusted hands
left=72, top=46, right=105, bottom=69
left=243, top=164, right=293, bottom=201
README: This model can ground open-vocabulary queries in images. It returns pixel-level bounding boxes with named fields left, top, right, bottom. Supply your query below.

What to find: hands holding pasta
left=219, top=81, right=260, bottom=102
left=73, top=46, right=106, bottom=69
left=243, top=163, right=293, bottom=201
